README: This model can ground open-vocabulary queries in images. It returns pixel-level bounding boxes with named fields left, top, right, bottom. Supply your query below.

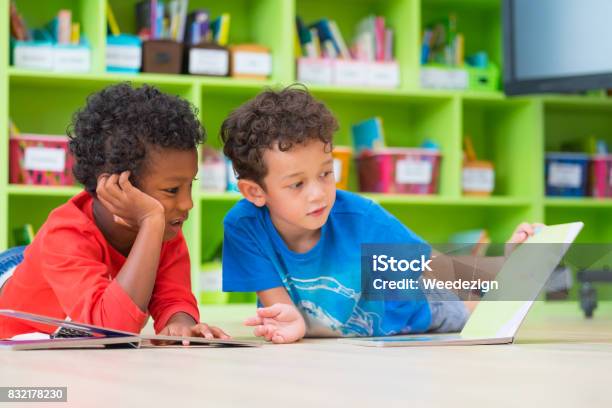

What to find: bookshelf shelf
left=544, top=198, right=612, bottom=209
left=7, top=184, right=83, bottom=197
left=2, top=0, right=611, bottom=302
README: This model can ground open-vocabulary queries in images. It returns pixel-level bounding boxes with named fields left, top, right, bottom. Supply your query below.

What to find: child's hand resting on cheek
left=505, top=222, right=546, bottom=256
left=96, top=171, right=165, bottom=229
left=244, top=303, right=306, bottom=344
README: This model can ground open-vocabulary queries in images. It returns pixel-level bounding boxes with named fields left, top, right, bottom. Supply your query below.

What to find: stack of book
left=421, top=14, right=464, bottom=66
left=134, top=1, right=231, bottom=46
left=296, top=15, right=393, bottom=62
left=10, top=2, right=90, bottom=73
left=295, top=15, right=399, bottom=88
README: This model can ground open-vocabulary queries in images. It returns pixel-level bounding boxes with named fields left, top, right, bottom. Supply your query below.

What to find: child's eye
left=321, top=171, right=333, bottom=178
left=164, top=187, right=179, bottom=194
left=289, top=181, right=303, bottom=189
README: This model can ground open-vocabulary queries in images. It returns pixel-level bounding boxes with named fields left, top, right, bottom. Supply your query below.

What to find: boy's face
left=259, top=139, right=337, bottom=237
left=138, top=148, right=198, bottom=241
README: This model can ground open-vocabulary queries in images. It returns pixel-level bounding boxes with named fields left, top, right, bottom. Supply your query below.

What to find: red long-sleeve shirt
left=0, top=191, right=200, bottom=338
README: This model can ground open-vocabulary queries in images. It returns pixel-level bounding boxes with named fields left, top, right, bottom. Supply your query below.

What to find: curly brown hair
left=68, top=83, right=204, bottom=194
left=220, top=85, right=338, bottom=186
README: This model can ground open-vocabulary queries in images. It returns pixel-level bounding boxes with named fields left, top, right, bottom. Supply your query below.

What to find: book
left=351, top=117, right=386, bottom=153
left=57, top=9, right=72, bottom=45
left=384, top=28, right=393, bottom=61
left=310, top=19, right=343, bottom=57
left=374, top=16, right=385, bottom=61
left=136, top=0, right=152, bottom=38
left=328, top=20, right=350, bottom=59
left=70, top=22, right=80, bottom=44
left=9, top=1, right=31, bottom=41
left=0, top=309, right=259, bottom=350
left=309, top=27, right=321, bottom=57
left=186, top=9, right=209, bottom=45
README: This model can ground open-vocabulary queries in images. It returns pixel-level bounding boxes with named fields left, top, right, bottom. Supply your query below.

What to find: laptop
left=340, top=222, right=583, bottom=347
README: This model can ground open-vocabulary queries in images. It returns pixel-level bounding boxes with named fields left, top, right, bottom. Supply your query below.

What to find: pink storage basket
left=591, top=154, right=612, bottom=198
left=356, top=148, right=441, bottom=194
left=9, top=134, right=75, bottom=186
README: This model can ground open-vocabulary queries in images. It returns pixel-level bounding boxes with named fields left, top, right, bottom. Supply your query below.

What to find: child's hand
left=505, top=222, right=545, bottom=256
left=96, top=171, right=165, bottom=228
left=244, top=303, right=306, bottom=344
left=159, top=320, right=231, bottom=346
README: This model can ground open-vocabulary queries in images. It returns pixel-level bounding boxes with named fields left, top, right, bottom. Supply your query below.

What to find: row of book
left=421, top=14, right=464, bottom=66
left=10, top=2, right=83, bottom=45
left=296, top=15, right=394, bottom=62
left=130, top=1, right=231, bottom=46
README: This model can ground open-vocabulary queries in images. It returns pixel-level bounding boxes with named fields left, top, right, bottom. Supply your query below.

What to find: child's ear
left=238, top=179, right=266, bottom=207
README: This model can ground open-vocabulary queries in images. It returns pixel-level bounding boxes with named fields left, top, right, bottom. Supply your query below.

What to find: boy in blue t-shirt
left=220, top=86, right=539, bottom=344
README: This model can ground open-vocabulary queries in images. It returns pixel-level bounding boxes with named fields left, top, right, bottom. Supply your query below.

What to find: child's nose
left=178, top=192, right=194, bottom=212
left=307, top=182, right=325, bottom=202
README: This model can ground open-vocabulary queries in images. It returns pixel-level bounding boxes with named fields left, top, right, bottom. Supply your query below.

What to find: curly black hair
left=220, top=85, right=338, bottom=186
left=68, top=83, right=205, bottom=194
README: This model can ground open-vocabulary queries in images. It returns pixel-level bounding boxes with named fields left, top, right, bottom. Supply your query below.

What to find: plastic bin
left=9, top=134, right=75, bottom=186
left=545, top=152, right=590, bottom=197
left=332, top=146, right=352, bottom=190
left=356, top=148, right=441, bottom=194
left=142, top=40, right=184, bottom=74
left=591, top=154, right=612, bottom=198
left=462, top=160, right=495, bottom=196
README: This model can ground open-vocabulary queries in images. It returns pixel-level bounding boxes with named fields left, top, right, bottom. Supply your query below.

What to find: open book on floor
left=0, top=309, right=260, bottom=350
left=339, top=222, right=583, bottom=347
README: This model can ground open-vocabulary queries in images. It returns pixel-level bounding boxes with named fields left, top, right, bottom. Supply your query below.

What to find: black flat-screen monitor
left=504, top=0, right=612, bottom=95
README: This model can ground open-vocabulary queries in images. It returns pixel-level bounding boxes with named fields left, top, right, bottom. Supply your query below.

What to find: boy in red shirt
left=0, top=83, right=228, bottom=340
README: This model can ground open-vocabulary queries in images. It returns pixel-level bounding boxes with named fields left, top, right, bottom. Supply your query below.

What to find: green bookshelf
left=2, top=0, right=612, bottom=302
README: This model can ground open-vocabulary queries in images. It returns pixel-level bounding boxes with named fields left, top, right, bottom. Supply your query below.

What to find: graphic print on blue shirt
left=222, top=190, right=432, bottom=337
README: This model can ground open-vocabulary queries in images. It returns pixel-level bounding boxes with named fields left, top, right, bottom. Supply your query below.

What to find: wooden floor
left=2, top=302, right=612, bottom=407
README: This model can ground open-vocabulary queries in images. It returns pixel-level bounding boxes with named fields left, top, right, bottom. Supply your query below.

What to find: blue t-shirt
left=222, top=190, right=432, bottom=337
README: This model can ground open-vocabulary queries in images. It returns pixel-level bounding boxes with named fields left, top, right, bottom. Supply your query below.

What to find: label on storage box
left=14, top=44, right=54, bottom=71
left=24, top=147, right=66, bottom=172
left=297, top=58, right=333, bottom=85
left=334, top=60, right=367, bottom=87
left=463, top=168, right=495, bottom=192
left=366, top=62, right=400, bottom=88
left=107, top=45, right=142, bottom=70
left=395, top=159, right=432, bottom=184
left=334, top=158, right=342, bottom=183
left=233, top=52, right=271, bottom=76
left=420, top=67, right=468, bottom=90
left=54, top=47, right=91, bottom=73
left=189, top=48, right=229, bottom=76
left=548, top=163, right=582, bottom=188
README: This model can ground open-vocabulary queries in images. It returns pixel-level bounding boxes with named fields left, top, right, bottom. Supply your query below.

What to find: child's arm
left=244, top=287, right=306, bottom=344
left=95, top=172, right=166, bottom=311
